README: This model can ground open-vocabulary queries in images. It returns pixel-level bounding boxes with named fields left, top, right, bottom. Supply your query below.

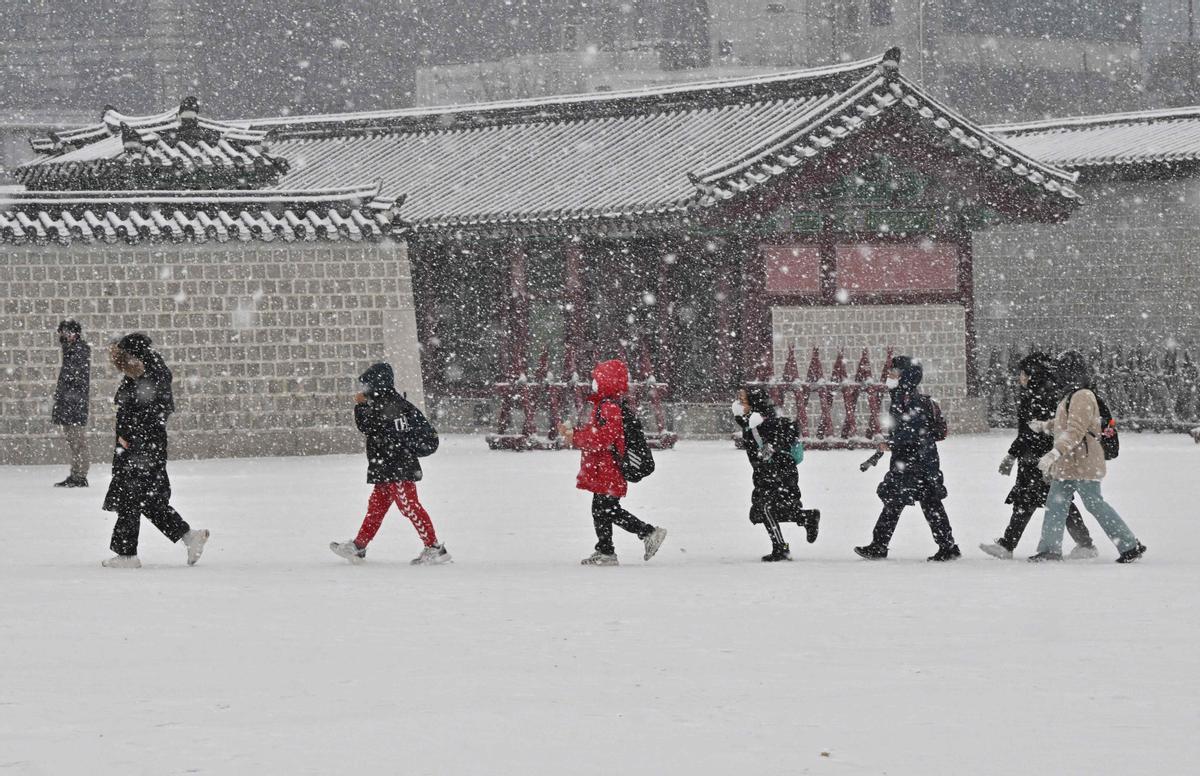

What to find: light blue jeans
left=1037, top=479, right=1138, bottom=555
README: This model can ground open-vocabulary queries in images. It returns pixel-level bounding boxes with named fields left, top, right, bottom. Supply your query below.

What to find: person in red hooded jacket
left=558, top=359, right=667, bottom=566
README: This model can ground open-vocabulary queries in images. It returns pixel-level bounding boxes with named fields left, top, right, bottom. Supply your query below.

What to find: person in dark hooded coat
left=980, top=352, right=1097, bottom=559
left=52, top=319, right=91, bottom=487
left=855, top=355, right=961, bottom=561
left=330, top=362, right=449, bottom=565
left=101, top=333, right=209, bottom=568
left=558, top=358, right=667, bottom=566
left=732, top=385, right=819, bottom=561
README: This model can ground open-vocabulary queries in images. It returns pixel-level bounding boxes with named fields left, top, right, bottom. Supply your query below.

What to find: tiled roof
left=248, top=50, right=1078, bottom=233
left=18, top=97, right=288, bottom=190
left=989, top=107, right=1200, bottom=169
left=0, top=185, right=403, bottom=245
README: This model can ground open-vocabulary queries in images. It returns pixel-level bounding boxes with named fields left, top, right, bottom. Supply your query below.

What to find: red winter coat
left=572, top=359, right=629, bottom=497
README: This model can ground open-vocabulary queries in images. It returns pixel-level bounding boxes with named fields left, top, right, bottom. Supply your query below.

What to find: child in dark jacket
left=854, top=355, right=961, bottom=562
left=732, top=386, right=819, bottom=561
left=330, top=363, right=448, bottom=565
left=558, top=358, right=667, bottom=566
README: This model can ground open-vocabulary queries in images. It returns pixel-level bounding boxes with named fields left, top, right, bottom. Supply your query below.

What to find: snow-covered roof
left=0, top=185, right=403, bottom=245
left=989, top=107, right=1200, bottom=169
left=247, top=49, right=1078, bottom=233
left=19, top=97, right=287, bottom=190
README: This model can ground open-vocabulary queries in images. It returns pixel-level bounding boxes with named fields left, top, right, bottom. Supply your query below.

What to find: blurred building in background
left=3, top=2, right=1200, bottom=169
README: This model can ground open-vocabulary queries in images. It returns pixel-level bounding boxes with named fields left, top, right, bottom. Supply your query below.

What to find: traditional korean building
left=251, top=48, right=1079, bottom=436
left=0, top=101, right=417, bottom=464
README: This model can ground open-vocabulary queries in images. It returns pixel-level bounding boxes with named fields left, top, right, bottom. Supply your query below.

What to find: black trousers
left=592, top=494, right=653, bottom=555
left=750, top=489, right=803, bottom=551
left=872, top=498, right=956, bottom=550
left=110, top=496, right=190, bottom=556
left=1000, top=501, right=1092, bottom=551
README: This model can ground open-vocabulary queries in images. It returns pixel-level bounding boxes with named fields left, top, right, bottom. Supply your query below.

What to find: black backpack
left=1066, top=390, right=1119, bottom=461
left=601, top=400, right=656, bottom=482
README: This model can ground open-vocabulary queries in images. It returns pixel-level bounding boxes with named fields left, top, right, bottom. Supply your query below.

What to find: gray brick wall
left=0, top=240, right=422, bottom=464
left=974, top=177, right=1200, bottom=360
left=771, top=304, right=987, bottom=433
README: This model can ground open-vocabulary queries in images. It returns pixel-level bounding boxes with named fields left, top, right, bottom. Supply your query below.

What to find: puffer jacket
left=1046, top=389, right=1106, bottom=481
left=571, top=359, right=629, bottom=497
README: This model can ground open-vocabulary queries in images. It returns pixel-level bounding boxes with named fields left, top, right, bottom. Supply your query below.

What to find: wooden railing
left=741, top=345, right=893, bottom=450
left=983, top=344, right=1200, bottom=432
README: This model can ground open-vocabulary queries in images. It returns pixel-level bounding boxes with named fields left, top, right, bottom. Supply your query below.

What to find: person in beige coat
left=1029, top=351, right=1146, bottom=563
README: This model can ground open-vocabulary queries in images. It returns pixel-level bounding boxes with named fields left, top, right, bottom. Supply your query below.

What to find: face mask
left=886, top=378, right=900, bottom=389
left=591, top=379, right=599, bottom=393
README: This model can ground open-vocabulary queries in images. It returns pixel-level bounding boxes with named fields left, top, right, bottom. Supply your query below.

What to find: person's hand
left=117, top=437, right=130, bottom=449
left=747, top=412, right=765, bottom=429
left=877, top=442, right=890, bottom=453
left=998, top=454, right=1016, bottom=476
left=1037, top=449, right=1061, bottom=476
left=557, top=423, right=574, bottom=444
left=354, top=392, right=367, bottom=405
left=731, top=400, right=745, bottom=417
left=1027, top=420, right=1048, bottom=434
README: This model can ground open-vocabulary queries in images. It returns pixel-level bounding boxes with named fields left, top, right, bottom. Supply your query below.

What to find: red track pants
left=355, top=481, right=438, bottom=548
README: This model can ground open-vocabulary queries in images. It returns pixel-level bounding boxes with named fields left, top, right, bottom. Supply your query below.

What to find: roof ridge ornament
left=876, top=47, right=901, bottom=80
left=120, top=123, right=145, bottom=155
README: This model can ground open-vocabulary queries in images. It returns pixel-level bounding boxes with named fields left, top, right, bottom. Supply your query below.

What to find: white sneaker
left=183, top=529, right=210, bottom=566
left=330, top=540, right=366, bottom=563
left=1067, top=544, right=1100, bottom=560
left=411, top=544, right=451, bottom=565
left=642, top=527, right=668, bottom=561
left=979, top=541, right=1013, bottom=560
left=581, top=551, right=618, bottom=566
left=102, top=555, right=142, bottom=569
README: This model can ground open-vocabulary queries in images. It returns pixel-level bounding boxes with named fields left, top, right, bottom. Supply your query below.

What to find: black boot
left=1116, top=543, right=1147, bottom=564
left=54, top=476, right=87, bottom=488
left=1028, top=550, right=1063, bottom=562
left=762, top=545, right=791, bottom=562
left=854, top=543, right=888, bottom=560
left=803, top=510, right=820, bottom=544
left=927, top=545, right=962, bottom=562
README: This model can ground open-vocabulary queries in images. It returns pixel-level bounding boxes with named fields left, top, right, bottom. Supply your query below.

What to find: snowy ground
left=1, top=432, right=1197, bottom=775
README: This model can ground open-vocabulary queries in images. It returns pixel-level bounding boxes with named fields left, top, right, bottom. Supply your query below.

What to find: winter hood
left=117, top=332, right=154, bottom=360
left=359, top=362, right=396, bottom=394
left=592, top=359, right=629, bottom=399
left=890, top=355, right=924, bottom=391
left=742, top=385, right=777, bottom=418
left=1055, top=350, right=1092, bottom=397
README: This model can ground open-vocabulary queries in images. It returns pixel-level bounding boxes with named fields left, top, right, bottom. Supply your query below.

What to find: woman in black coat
left=732, top=386, right=819, bottom=562
left=52, top=319, right=91, bottom=487
left=855, top=356, right=961, bottom=561
left=980, top=352, right=1096, bottom=559
left=101, top=333, right=209, bottom=568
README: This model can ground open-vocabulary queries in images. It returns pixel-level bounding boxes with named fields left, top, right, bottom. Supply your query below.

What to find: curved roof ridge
left=247, top=53, right=888, bottom=132
left=988, top=105, right=1200, bottom=135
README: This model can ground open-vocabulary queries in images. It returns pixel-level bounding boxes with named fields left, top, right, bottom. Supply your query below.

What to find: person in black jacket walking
left=101, top=333, right=209, bottom=568
left=980, top=352, right=1097, bottom=560
left=855, top=356, right=961, bottom=561
left=732, top=386, right=819, bottom=561
left=330, top=363, right=449, bottom=565
left=52, top=319, right=91, bottom=487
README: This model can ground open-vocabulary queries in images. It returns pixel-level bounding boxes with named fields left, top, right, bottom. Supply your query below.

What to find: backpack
left=1066, top=390, right=1119, bottom=461
left=601, top=400, right=656, bottom=482
left=928, top=398, right=948, bottom=442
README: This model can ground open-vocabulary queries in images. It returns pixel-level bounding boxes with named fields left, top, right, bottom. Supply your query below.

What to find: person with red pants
left=330, top=363, right=448, bottom=565
left=558, top=358, right=667, bottom=566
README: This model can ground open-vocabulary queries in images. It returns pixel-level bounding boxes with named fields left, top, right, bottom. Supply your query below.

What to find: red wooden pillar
left=957, top=230, right=979, bottom=396
left=563, top=240, right=587, bottom=381
left=506, top=241, right=530, bottom=380
left=739, top=237, right=772, bottom=382
left=654, top=241, right=675, bottom=392
left=715, top=257, right=735, bottom=386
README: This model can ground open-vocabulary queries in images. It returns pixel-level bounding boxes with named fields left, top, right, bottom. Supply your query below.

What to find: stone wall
left=974, top=176, right=1200, bottom=360
left=0, top=239, right=422, bottom=464
left=770, top=304, right=987, bottom=433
